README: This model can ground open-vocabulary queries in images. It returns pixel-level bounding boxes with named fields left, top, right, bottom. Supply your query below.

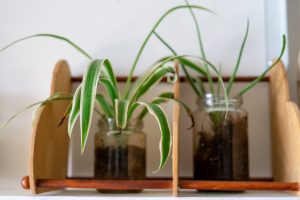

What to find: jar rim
left=197, top=93, right=243, bottom=108
left=98, top=117, right=143, bottom=131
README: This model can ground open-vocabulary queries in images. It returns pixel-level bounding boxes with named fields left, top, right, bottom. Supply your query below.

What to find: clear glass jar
left=94, top=118, right=146, bottom=192
left=193, top=94, right=249, bottom=181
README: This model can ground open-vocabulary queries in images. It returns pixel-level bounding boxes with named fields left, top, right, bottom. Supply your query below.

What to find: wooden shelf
left=24, top=60, right=300, bottom=196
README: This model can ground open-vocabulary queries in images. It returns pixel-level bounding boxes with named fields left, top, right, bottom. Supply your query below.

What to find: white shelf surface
left=0, top=188, right=299, bottom=200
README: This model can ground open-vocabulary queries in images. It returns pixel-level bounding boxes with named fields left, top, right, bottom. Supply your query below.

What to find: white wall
left=0, top=0, right=284, bottom=189
left=286, top=0, right=300, bottom=103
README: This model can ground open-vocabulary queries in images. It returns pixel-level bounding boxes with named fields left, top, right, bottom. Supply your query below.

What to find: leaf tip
left=81, top=142, right=86, bottom=155
left=57, top=116, right=66, bottom=127
left=187, top=114, right=195, bottom=129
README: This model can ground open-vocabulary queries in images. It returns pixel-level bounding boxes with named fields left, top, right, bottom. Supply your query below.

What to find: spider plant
left=0, top=4, right=229, bottom=171
left=154, top=0, right=286, bottom=104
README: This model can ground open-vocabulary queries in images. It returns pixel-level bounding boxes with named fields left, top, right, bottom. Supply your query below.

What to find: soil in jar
left=95, top=145, right=146, bottom=193
left=194, top=115, right=249, bottom=181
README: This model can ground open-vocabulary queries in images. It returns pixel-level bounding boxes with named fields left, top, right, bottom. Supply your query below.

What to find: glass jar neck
left=197, top=93, right=243, bottom=111
left=98, top=117, right=143, bottom=133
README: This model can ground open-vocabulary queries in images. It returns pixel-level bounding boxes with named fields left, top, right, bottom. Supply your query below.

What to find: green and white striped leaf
left=137, top=92, right=194, bottom=128
left=135, top=102, right=171, bottom=172
left=137, top=92, right=173, bottom=119
left=102, top=59, right=118, bottom=87
left=178, top=55, right=229, bottom=110
left=184, top=0, right=215, bottom=93
left=158, top=97, right=194, bottom=129
left=154, top=31, right=204, bottom=97
left=127, top=57, right=173, bottom=99
left=68, top=85, right=82, bottom=137
left=177, top=57, right=207, bottom=76
left=98, top=77, right=119, bottom=105
left=127, top=103, right=139, bottom=120
left=126, top=55, right=182, bottom=99
left=131, top=66, right=176, bottom=102
left=96, top=94, right=113, bottom=118
left=115, top=99, right=130, bottom=129
left=0, top=33, right=92, bottom=60
left=0, top=93, right=72, bottom=132
left=124, top=4, right=215, bottom=96
left=80, top=59, right=105, bottom=153
left=127, top=92, right=173, bottom=120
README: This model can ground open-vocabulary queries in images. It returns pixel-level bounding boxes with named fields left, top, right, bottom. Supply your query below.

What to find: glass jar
left=94, top=118, right=146, bottom=192
left=193, top=94, right=249, bottom=181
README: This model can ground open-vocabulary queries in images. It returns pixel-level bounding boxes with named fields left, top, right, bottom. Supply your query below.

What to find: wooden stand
left=21, top=60, right=300, bottom=196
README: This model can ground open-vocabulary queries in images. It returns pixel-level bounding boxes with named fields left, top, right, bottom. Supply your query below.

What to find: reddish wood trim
left=64, top=176, right=274, bottom=181
left=71, top=76, right=270, bottom=83
left=37, top=179, right=171, bottom=190
left=37, top=179, right=172, bottom=190
left=179, top=180, right=299, bottom=191
left=21, top=176, right=298, bottom=191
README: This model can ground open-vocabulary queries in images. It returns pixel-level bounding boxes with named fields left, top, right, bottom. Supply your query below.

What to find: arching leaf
left=0, top=33, right=92, bottom=59
left=131, top=66, right=176, bottom=102
left=68, top=85, right=81, bottom=137
left=80, top=59, right=105, bottom=153
left=135, top=102, right=171, bottom=172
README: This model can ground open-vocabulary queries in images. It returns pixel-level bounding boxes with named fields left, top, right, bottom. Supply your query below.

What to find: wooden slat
left=172, top=64, right=180, bottom=197
left=71, top=76, right=270, bottom=83
left=21, top=176, right=299, bottom=191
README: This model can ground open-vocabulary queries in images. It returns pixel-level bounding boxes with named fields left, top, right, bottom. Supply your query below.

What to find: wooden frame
left=21, top=60, right=300, bottom=196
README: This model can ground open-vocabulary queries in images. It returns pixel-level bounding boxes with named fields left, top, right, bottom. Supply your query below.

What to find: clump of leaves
left=151, top=0, right=286, bottom=128
left=153, top=0, right=286, bottom=131
left=158, top=1, right=286, bottom=98
left=0, top=4, right=228, bottom=170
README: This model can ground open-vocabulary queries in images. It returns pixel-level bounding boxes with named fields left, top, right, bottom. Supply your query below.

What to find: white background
left=0, top=0, right=292, bottom=190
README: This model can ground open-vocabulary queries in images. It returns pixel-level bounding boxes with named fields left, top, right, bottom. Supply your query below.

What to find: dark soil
left=94, top=145, right=146, bottom=193
left=194, top=117, right=249, bottom=181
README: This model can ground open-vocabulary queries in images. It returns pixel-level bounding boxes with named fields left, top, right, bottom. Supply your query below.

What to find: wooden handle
left=21, top=176, right=299, bottom=191
left=21, top=176, right=30, bottom=190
